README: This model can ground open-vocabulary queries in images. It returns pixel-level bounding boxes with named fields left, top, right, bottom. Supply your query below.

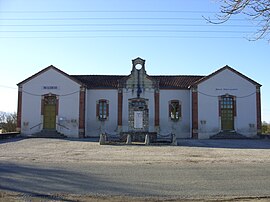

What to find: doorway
left=43, top=95, right=57, bottom=130
left=221, top=96, right=235, bottom=131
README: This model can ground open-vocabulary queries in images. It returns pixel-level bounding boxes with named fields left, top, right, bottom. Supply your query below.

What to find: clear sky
left=0, top=0, right=269, bottom=122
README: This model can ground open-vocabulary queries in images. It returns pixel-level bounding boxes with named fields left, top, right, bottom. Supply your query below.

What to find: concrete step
left=29, top=130, right=66, bottom=138
left=210, top=132, right=249, bottom=139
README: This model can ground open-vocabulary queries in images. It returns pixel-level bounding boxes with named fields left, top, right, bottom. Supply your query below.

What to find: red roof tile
left=71, top=75, right=204, bottom=89
left=152, top=75, right=204, bottom=89
left=71, top=75, right=127, bottom=89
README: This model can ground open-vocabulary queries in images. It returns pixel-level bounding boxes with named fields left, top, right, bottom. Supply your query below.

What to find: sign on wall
left=215, top=88, right=238, bottom=91
left=43, top=86, right=58, bottom=90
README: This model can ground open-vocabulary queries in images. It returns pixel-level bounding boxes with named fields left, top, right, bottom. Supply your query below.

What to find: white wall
left=197, top=68, right=257, bottom=139
left=86, top=89, right=118, bottom=137
left=20, top=68, right=81, bottom=137
left=159, top=89, right=191, bottom=138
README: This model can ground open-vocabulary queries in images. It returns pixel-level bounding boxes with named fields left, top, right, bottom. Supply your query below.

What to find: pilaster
left=117, top=89, right=123, bottom=131
left=154, top=90, right=160, bottom=129
left=256, top=86, right=262, bottom=134
left=16, top=85, right=22, bottom=132
left=79, top=86, right=86, bottom=138
left=192, top=88, right=198, bottom=139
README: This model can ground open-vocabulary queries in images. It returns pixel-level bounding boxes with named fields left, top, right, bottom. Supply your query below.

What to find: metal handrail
left=56, top=123, right=70, bottom=130
left=30, top=123, right=42, bottom=130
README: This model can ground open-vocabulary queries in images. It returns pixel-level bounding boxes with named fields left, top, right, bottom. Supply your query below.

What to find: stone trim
left=256, top=87, right=262, bottom=134
left=79, top=87, right=86, bottom=138
left=192, top=89, right=198, bottom=139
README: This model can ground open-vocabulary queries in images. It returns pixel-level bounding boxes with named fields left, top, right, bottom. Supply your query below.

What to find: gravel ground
left=0, top=138, right=270, bottom=201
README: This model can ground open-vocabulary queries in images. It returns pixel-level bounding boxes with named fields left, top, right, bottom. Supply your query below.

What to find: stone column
left=145, top=134, right=150, bottom=145
left=171, top=134, right=177, bottom=146
left=126, top=134, right=132, bottom=145
left=99, top=133, right=106, bottom=145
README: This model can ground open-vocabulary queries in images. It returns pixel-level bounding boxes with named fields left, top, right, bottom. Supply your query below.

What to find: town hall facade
left=17, top=57, right=262, bottom=139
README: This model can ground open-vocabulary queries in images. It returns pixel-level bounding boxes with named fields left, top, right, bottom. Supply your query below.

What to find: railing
left=30, top=123, right=42, bottom=130
left=56, top=123, right=70, bottom=130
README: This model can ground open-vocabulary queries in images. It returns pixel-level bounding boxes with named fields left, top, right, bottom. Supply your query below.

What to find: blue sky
left=0, top=0, right=269, bottom=122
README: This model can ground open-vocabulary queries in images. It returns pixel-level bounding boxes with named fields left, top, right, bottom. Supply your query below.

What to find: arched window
left=96, top=99, right=109, bottom=121
left=169, top=100, right=181, bottom=121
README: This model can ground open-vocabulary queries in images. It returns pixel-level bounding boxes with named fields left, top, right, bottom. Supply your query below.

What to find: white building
left=17, top=57, right=262, bottom=139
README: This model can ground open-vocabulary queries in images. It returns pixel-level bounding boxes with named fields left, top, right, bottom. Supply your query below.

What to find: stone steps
left=28, top=130, right=66, bottom=138
left=210, top=132, right=249, bottom=139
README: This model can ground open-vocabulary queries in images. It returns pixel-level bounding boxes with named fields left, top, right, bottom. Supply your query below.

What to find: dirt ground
left=1, top=138, right=270, bottom=202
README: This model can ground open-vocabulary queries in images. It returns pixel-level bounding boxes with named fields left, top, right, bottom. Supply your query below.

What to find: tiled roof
left=71, top=75, right=127, bottom=89
left=152, top=75, right=204, bottom=89
left=71, top=75, right=204, bottom=89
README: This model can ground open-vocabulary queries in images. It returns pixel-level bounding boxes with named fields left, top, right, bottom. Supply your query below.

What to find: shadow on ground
left=66, top=137, right=270, bottom=149
left=0, top=137, right=25, bottom=145
left=178, top=139, right=270, bottom=149
left=1, top=137, right=270, bottom=150
left=0, top=162, right=155, bottom=201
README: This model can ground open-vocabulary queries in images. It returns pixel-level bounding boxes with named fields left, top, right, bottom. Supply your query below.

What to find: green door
left=43, top=96, right=56, bottom=130
left=221, top=96, right=234, bottom=131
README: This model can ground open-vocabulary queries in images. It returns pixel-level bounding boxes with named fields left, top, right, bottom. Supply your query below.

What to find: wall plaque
left=43, top=86, right=58, bottom=90
left=134, top=111, right=143, bottom=129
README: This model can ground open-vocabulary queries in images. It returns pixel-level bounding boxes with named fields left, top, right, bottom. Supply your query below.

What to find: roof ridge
left=71, top=74, right=127, bottom=76
left=71, top=74, right=204, bottom=77
left=151, top=75, right=204, bottom=77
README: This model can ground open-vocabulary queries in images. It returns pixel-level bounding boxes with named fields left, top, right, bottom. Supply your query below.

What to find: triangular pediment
left=191, top=65, right=261, bottom=88
left=17, top=65, right=83, bottom=86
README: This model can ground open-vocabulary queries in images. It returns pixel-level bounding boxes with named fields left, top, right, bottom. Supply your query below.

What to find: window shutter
left=106, top=101, right=109, bottom=117
left=169, top=102, right=172, bottom=118
left=179, top=103, right=182, bottom=118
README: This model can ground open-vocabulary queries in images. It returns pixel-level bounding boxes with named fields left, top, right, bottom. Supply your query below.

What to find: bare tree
left=0, top=112, right=17, bottom=133
left=207, top=0, right=270, bottom=41
left=262, top=121, right=270, bottom=134
left=0, top=111, right=6, bottom=123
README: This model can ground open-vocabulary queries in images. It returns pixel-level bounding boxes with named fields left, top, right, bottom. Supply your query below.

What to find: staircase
left=29, top=129, right=66, bottom=138
left=210, top=131, right=249, bottom=139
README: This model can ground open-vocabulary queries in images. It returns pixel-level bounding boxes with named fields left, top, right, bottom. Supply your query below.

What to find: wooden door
left=221, top=96, right=234, bottom=131
left=43, top=96, right=56, bottom=130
